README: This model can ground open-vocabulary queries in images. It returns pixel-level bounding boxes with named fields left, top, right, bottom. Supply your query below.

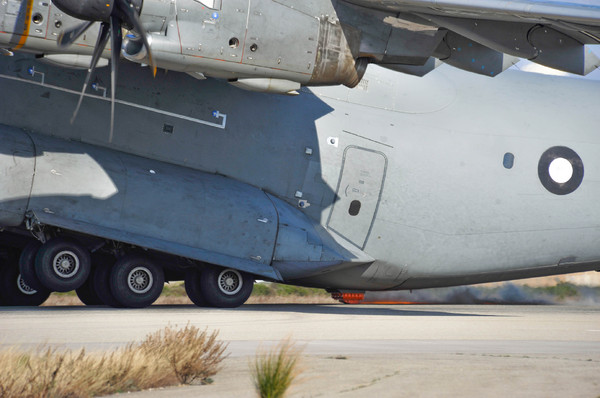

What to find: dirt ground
left=113, top=353, right=600, bottom=398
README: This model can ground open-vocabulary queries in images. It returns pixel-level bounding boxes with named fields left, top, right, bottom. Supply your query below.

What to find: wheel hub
left=127, top=267, right=153, bottom=294
left=218, top=269, right=243, bottom=295
left=52, top=251, right=80, bottom=278
left=17, top=274, right=37, bottom=295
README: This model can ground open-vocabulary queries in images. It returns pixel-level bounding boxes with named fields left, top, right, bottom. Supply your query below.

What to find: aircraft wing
left=340, top=0, right=600, bottom=76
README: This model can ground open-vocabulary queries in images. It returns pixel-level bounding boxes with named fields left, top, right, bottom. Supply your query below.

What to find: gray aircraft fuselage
left=0, top=51, right=599, bottom=293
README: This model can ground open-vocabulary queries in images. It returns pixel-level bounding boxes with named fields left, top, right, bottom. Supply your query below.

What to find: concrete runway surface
left=1, top=304, right=599, bottom=397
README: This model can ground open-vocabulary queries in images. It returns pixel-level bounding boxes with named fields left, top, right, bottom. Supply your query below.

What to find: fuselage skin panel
left=0, top=53, right=599, bottom=290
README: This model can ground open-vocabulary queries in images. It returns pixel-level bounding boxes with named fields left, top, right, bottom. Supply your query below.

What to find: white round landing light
left=548, top=157, right=573, bottom=183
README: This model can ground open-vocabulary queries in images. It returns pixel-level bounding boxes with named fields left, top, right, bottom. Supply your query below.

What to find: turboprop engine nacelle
left=123, top=0, right=368, bottom=88
left=0, top=0, right=367, bottom=88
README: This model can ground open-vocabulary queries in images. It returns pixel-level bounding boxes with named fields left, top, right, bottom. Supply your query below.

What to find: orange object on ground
left=331, top=292, right=365, bottom=304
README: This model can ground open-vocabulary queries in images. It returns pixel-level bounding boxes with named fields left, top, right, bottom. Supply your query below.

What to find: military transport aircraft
left=0, top=0, right=598, bottom=308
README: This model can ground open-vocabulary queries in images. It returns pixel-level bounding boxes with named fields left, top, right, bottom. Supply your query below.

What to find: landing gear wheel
left=75, top=268, right=103, bottom=305
left=184, top=268, right=210, bottom=307
left=35, top=238, right=91, bottom=292
left=110, top=255, right=164, bottom=308
left=93, top=262, right=122, bottom=308
left=0, top=264, right=50, bottom=306
left=19, top=240, right=43, bottom=291
left=199, top=266, right=254, bottom=308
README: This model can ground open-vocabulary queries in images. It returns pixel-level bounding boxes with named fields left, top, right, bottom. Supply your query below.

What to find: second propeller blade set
left=53, top=0, right=155, bottom=141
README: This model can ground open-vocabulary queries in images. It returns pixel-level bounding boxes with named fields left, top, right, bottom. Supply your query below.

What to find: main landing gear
left=1, top=231, right=256, bottom=309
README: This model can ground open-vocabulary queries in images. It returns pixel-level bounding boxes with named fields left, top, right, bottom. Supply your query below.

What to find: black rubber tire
left=0, top=263, right=8, bottom=306
left=184, top=268, right=210, bottom=307
left=0, top=263, right=50, bottom=306
left=75, top=268, right=103, bottom=305
left=35, top=237, right=92, bottom=292
left=199, top=266, right=254, bottom=308
left=110, top=255, right=164, bottom=308
left=19, top=240, right=44, bottom=291
left=93, top=263, right=122, bottom=307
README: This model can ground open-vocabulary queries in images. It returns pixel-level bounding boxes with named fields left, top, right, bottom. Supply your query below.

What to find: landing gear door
left=327, top=146, right=387, bottom=250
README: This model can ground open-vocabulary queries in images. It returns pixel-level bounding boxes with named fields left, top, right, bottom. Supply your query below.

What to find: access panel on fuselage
left=327, top=146, right=387, bottom=250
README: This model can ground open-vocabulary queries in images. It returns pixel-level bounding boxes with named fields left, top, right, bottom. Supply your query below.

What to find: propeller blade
left=54, top=0, right=154, bottom=137
left=57, top=21, right=95, bottom=48
left=116, top=0, right=155, bottom=70
left=70, top=22, right=110, bottom=124
left=108, top=15, right=123, bottom=143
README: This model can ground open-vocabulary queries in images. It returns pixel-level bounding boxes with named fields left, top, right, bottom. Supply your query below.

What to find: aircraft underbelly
left=0, top=129, right=280, bottom=277
left=0, top=127, right=374, bottom=281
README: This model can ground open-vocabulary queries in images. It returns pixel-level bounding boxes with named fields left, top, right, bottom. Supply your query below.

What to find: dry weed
left=139, top=324, right=227, bottom=384
left=251, top=339, right=302, bottom=398
left=42, top=293, right=337, bottom=307
left=0, top=325, right=226, bottom=397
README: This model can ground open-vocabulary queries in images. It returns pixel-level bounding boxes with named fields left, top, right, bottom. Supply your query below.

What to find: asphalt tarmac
left=1, top=304, right=599, bottom=397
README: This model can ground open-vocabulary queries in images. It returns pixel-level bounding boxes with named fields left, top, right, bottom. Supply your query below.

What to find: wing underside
left=339, top=0, right=600, bottom=76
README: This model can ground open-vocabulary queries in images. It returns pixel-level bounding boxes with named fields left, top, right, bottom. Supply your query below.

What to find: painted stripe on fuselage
left=0, top=73, right=228, bottom=129
left=12, top=0, right=33, bottom=50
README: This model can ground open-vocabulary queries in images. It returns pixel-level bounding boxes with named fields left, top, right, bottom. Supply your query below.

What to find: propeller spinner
left=53, top=0, right=154, bottom=142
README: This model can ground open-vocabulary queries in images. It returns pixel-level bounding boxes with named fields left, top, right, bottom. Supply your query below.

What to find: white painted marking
left=549, top=157, right=573, bottom=183
left=0, top=73, right=227, bottom=130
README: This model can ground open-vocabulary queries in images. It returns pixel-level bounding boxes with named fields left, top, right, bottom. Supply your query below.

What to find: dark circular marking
left=538, top=146, right=583, bottom=195
left=348, top=200, right=361, bottom=216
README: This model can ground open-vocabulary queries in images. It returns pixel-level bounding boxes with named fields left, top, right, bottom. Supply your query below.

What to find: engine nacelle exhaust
left=308, top=17, right=369, bottom=88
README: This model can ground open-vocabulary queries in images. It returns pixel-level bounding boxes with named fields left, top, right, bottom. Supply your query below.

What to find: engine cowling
left=124, top=0, right=368, bottom=88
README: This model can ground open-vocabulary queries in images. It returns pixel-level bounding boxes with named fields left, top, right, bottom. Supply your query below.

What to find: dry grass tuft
left=139, top=324, right=227, bottom=384
left=0, top=325, right=226, bottom=397
left=251, top=339, right=302, bottom=398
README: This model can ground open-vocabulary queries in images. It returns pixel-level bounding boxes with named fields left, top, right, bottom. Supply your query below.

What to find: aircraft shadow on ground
left=2, top=303, right=501, bottom=317
left=237, top=303, right=500, bottom=317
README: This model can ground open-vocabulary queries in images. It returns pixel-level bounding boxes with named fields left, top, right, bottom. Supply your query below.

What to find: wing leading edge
left=339, top=0, right=600, bottom=76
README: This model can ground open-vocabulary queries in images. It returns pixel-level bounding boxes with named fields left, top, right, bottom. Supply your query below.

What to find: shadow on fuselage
left=0, top=53, right=368, bottom=285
